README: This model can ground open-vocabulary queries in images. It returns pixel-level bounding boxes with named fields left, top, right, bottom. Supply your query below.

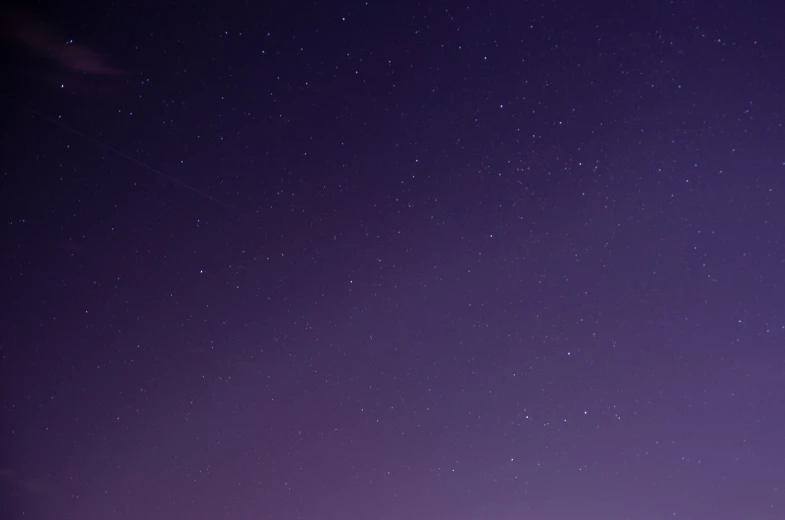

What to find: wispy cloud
left=5, top=9, right=122, bottom=75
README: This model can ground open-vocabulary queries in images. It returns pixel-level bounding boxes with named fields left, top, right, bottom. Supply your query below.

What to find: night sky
left=2, top=1, right=784, bottom=519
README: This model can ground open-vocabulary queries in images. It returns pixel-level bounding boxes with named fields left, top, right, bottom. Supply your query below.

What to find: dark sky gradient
left=2, top=1, right=784, bottom=519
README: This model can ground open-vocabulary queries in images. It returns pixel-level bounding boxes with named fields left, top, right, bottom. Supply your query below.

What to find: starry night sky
left=1, top=1, right=784, bottom=519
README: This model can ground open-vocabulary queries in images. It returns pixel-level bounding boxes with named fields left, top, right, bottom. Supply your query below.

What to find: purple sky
left=2, top=1, right=784, bottom=519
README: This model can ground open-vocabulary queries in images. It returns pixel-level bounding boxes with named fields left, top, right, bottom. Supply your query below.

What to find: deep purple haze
left=2, top=1, right=784, bottom=519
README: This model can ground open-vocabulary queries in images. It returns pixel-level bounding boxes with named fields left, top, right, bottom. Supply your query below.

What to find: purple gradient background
left=2, top=1, right=784, bottom=519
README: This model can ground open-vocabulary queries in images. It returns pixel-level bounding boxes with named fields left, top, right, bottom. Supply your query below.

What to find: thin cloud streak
left=5, top=9, right=123, bottom=75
